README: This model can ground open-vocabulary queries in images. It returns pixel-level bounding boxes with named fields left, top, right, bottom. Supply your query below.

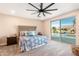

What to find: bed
left=18, top=26, right=48, bottom=51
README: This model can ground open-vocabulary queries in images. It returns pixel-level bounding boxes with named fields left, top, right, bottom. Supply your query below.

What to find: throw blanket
left=19, top=35, right=48, bottom=51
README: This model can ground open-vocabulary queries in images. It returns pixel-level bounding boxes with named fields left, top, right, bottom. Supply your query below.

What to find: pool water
left=51, top=33, right=76, bottom=44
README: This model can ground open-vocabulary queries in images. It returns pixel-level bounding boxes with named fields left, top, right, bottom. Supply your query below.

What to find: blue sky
left=52, top=16, right=75, bottom=28
left=61, top=16, right=75, bottom=26
left=52, top=20, right=60, bottom=28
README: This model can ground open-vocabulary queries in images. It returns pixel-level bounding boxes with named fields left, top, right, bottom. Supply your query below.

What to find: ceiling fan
left=26, top=3, right=58, bottom=17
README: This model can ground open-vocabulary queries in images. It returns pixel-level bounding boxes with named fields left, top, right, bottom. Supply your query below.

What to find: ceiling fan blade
left=44, top=3, right=55, bottom=10
left=38, top=12, right=41, bottom=17
left=46, top=9, right=58, bottom=11
left=44, top=11, right=52, bottom=14
left=28, top=3, right=39, bottom=10
left=31, top=11, right=39, bottom=15
left=26, top=9, right=37, bottom=11
left=43, top=12, right=45, bottom=16
left=40, top=3, right=43, bottom=10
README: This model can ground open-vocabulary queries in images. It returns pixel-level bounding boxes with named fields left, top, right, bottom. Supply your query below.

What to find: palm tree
left=52, top=27, right=57, bottom=33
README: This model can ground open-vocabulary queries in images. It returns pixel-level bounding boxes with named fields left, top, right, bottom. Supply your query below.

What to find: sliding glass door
left=51, top=16, right=76, bottom=44
left=60, top=17, right=76, bottom=44
left=51, top=20, right=61, bottom=41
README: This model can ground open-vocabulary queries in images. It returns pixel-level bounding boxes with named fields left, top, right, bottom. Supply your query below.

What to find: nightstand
left=7, top=36, right=17, bottom=46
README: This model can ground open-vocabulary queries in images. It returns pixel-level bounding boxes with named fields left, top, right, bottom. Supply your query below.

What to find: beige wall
left=0, top=10, right=79, bottom=45
left=0, top=14, right=44, bottom=45
left=43, top=10, right=79, bottom=45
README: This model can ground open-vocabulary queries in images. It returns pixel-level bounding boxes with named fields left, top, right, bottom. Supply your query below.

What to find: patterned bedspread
left=19, top=35, right=48, bottom=51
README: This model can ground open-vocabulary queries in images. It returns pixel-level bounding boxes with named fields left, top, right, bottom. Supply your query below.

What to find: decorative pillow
left=20, top=31, right=28, bottom=36
left=38, top=32, right=42, bottom=35
left=27, top=31, right=36, bottom=36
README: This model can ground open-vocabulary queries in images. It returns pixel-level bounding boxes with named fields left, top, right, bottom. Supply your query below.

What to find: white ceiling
left=0, top=3, right=79, bottom=20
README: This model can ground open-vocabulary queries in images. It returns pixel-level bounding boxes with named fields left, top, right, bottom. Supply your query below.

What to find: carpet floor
left=0, top=40, right=74, bottom=56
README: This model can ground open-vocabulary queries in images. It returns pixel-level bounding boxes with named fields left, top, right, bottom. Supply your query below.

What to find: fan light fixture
left=26, top=3, right=58, bottom=17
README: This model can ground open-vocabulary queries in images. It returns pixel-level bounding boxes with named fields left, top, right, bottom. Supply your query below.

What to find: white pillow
left=20, top=31, right=28, bottom=36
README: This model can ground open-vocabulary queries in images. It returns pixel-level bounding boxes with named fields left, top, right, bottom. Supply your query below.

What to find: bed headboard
left=18, top=26, right=36, bottom=36
left=17, top=26, right=36, bottom=44
left=18, top=26, right=36, bottom=31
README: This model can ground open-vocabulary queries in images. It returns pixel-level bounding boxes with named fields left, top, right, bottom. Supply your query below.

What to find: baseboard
left=0, top=43, right=7, bottom=46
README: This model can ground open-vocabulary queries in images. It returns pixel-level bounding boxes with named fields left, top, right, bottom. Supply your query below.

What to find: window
left=51, top=16, right=76, bottom=44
